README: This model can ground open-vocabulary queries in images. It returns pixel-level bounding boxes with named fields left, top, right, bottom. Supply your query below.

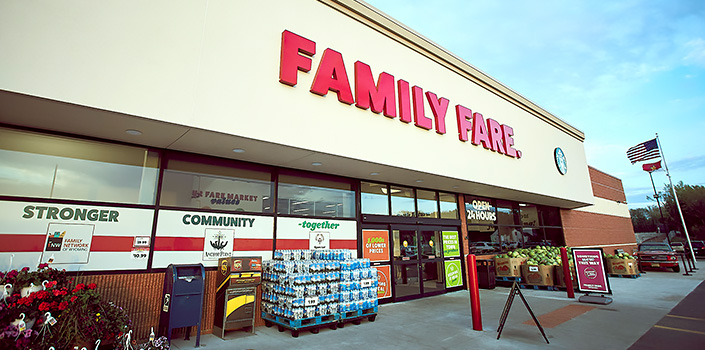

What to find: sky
left=364, top=0, right=705, bottom=209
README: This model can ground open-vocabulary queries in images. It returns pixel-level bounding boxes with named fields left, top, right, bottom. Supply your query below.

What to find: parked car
left=470, top=241, right=498, bottom=254
left=671, top=242, right=685, bottom=252
left=690, top=241, right=705, bottom=256
left=637, top=242, right=680, bottom=272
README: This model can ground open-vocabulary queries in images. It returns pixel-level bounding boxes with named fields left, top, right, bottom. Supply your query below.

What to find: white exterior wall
left=0, top=0, right=593, bottom=208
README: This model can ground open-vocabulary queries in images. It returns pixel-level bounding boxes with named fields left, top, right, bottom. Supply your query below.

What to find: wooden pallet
left=609, top=273, right=641, bottom=279
left=262, top=312, right=338, bottom=337
left=496, top=276, right=522, bottom=282
left=338, top=307, right=378, bottom=327
left=520, top=284, right=559, bottom=291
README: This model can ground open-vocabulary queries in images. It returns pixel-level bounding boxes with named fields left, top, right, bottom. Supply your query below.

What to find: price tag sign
left=305, top=297, right=319, bottom=306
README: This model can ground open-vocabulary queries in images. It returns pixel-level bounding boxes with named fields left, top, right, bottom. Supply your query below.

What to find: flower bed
left=0, top=264, right=165, bottom=349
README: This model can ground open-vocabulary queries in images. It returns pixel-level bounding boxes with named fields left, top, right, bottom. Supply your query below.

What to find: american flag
left=627, top=138, right=660, bottom=164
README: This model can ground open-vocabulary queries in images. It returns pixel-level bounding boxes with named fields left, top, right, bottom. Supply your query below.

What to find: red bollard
left=560, top=247, right=575, bottom=299
left=466, top=254, right=483, bottom=331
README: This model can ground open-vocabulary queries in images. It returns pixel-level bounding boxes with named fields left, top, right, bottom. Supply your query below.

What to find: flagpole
left=648, top=170, right=667, bottom=241
left=656, top=133, right=697, bottom=266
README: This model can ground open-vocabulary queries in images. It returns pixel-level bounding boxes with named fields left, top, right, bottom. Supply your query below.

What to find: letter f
left=279, top=30, right=316, bottom=86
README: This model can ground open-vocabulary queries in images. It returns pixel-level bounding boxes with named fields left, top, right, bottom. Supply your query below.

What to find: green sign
left=442, top=231, right=460, bottom=257
left=444, top=260, right=463, bottom=288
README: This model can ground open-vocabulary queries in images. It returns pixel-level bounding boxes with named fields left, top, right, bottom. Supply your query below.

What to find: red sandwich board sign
left=572, top=248, right=612, bottom=294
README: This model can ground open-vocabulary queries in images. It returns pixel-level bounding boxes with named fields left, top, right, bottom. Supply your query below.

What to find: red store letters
left=278, top=30, right=521, bottom=159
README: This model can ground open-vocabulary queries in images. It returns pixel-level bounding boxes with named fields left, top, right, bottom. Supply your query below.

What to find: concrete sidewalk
left=172, top=263, right=705, bottom=350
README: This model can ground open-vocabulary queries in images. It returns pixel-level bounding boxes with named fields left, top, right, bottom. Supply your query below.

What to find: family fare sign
left=279, top=30, right=522, bottom=159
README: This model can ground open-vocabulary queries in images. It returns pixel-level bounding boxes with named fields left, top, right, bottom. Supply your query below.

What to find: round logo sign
left=554, top=147, right=567, bottom=175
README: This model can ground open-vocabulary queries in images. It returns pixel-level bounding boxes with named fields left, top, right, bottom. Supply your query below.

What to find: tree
left=629, top=207, right=659, bottom=233
left=659, top=182, right=705, bottom=240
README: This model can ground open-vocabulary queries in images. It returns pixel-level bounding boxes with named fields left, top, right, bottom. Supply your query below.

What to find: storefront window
left=541, top=206, right=562, bottom=227
left=519, top=204, right=540, bottom=227
left=496, top=200, right=518, bottom=226
left=361, top=181, right=389, bottom=215
left=390, top=186, right=415, bottom=217
left=0, top=128, right=159, bottom=205
left=416, top=190, right=438, bottom=218
left=439, top=192, right=458, bottom=219
left=467, top=225, right=500, bottom=254
left=160, top=153, right=273, bottom=213
left=544, top=227, right=565, bottom=247
left=277, top=171, right=355, bottom=218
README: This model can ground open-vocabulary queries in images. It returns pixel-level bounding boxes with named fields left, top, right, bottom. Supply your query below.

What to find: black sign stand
left=497, top=281, right=549, bottom=344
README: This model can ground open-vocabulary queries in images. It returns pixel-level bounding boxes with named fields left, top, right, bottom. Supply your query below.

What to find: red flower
left=38, top=263, right=49, bottom=269
left=87, top=283, right=97, bottom=290
left=70, top=296, right=78, bottom=303
left=38, top=302, right=51, bottom=312
left=58, top=301, right=68, bottom=310
left=21, top=267, right=29, bottom=272
left=45, top=281, right=58, bottom=288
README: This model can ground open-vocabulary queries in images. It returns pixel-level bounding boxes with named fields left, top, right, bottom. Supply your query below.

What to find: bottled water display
left=262, top=249, right=378, bottom=320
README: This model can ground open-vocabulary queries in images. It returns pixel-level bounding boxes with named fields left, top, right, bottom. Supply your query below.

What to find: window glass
left=541, top=206, right=562, bottom=226
left=465, top=196, right=496, bottom=225
left=160, top=153, right=273, bottom=213
left=519, top=204, right=540, bottom=227
left=416, top=190, right=438, bottom=218
left=361, top=181, right=389, bottom=215
left=496, top=200, right=518, bottom=226
left=522, top=227, right=544, bottom=248
left=390, top=186, right=415, bottom=217
left=439, top=192, right=458, bottom=219
left=277, top=171, right=354, bottom=218
left=544, top=227, right=565, bottom=247
left=467, top=225, right=500, bottom=254
left=0, top=128, right=159, bottom=204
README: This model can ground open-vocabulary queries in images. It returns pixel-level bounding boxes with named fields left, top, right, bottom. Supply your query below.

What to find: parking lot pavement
left=171, top=262, right=705, bottom=350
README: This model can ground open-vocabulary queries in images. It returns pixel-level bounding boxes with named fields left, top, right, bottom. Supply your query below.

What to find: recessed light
left=452, top=185, right=459, bottom=189
left=312, top=162, right=322, bottom=166
left=370, top=172, right=380, bottom=176
left=415, top=179, right=423, bottom=183
left=232, top=148, right=245, bottom=153
left=125, top=129, right=142, bottom=136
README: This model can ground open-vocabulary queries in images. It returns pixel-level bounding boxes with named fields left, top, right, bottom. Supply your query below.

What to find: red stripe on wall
left=276, top=239, right=309, bottom=250
left=154, top=237, right=273, bottom=252
left=154, top=237, right=205, bottom=251
left=91, top=236, right=135, bottom=252
left=331, top=239, right=357, bottom=249
left=235, top=238, right=273, bottom=251
left=0, top=234, right=45, bottom=252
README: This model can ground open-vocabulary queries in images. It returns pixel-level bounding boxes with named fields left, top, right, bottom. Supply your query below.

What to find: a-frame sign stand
left=497, top=281, right=549, bottom=344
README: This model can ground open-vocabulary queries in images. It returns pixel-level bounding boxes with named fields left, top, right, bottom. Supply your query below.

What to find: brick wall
left=589, top=166, right=627, bottom=202
left=76, top=270, right=264, bottom=341
left=561, top=209, right=637, bottom=254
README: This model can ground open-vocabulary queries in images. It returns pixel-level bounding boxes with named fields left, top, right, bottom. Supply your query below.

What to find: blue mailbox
left=158, top=264, right=205, bottom=347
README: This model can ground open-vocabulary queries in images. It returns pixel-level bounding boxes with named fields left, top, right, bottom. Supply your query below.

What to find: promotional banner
left=441, top=231, right=460, bottom=258
left=572, top=248, right=611, bottom=294
left=0, top=200, right=154, bottom=272
left=152, top=209, right=274, bottom=268
left=362, top=229, right=390, bottom=262
left=444, top=260, right=463, bottom=288
left=373, top=264, right=392, bottom=299
left=276, top=217, right=357, bottom=254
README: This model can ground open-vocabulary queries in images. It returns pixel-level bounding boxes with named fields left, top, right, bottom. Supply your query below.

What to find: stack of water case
left=261, top=249, right=378, bottom=337
left=213, top=257, right=262, bottom=338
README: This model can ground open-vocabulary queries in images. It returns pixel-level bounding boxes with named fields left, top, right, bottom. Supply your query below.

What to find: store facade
left=0, top=0, right=634, bottom=338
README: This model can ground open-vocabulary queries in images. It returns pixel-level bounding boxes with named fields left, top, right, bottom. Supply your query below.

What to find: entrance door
left=391, top=225, right=447, bottom=301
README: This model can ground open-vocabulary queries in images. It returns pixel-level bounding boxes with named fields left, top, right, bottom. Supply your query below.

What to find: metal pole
left=655, top=134, right=697, bottom=266
left=466, top=254, right=483, bottom=331
left=648, top=171, right=668, bottom=244
left=560, top=247, right=575, bottom=299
